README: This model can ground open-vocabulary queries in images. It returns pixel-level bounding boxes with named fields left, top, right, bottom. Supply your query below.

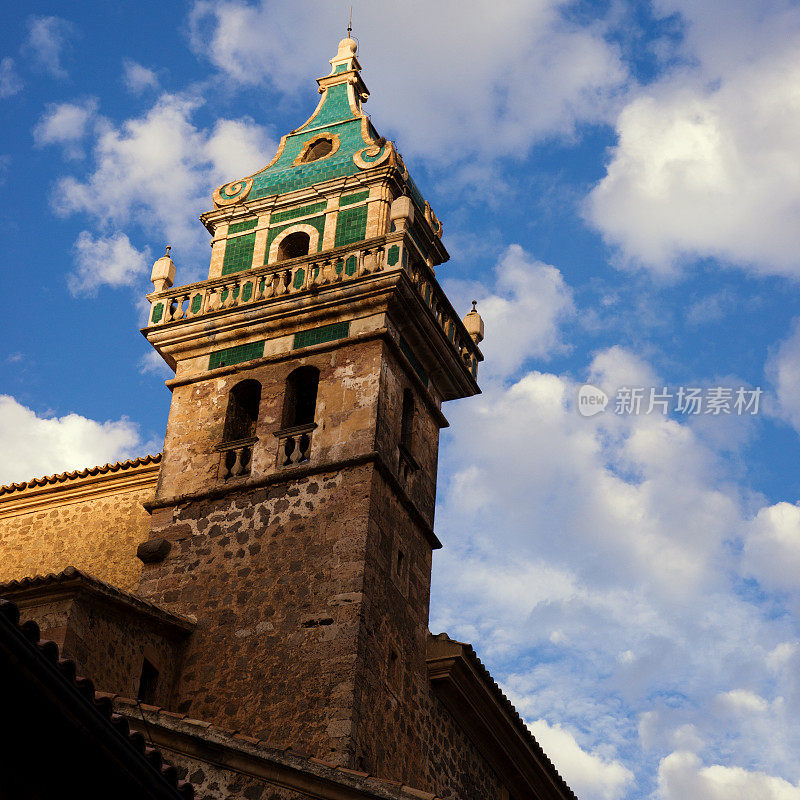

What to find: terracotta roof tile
left=0, top=453, right=162, bottom=496
left=0, top=597, right=196, bottom=799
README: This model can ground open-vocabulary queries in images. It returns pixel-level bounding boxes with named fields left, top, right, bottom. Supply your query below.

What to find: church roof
left=0, top=566, right=195, bottom=634
left=0, top=453, right=162, bottom=496
left=212, top=37, right=429, bottom=216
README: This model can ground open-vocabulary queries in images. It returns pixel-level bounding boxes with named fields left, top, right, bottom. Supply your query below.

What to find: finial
left=347, top=6, right=352, bottom=38
left=463, top=300, right=484, bottom=345
left=165, top=245, right=171, bottom=257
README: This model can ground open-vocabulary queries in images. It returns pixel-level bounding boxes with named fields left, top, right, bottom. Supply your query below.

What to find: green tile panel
left=339, top=190, right=369, bottom=206
left=299, top=83, right=352, bottom=131
left=228, top=218, right=258, bottom=234
left=221, top=231, right=256, bottom=276
left=334, top=205, right=368, bottom=248
left=270, top=201, right=327, bottom=224
left=209, top=340, right=265, bottom=370
left=293, top=322, right=350, bottom=350
left=264, top=215, right=326, bottom=262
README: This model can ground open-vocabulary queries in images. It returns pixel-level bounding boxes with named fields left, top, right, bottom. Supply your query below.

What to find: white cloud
left=138, top=350, right=172, bottom=378
left=657, top=751, right=800, bottom=800
left=52, top=93, right=276, bottom=260
left=529, top=719, right=634, bottom=800
left=0, top=57, right=22, bottom=98
left=427, top=317, right=800, bottom=788
left=69, top=230, right=150, bottom=296
left=767, top=319, right=800, bottom=435
left=122, top=60, right=159, bottom=94
left=0, top=396, right=142, bottom=486
left=24, top=16, right=74, bottom=79
left=445, top=244, right=575, bottom=380
left=743, top=502, right=800, bottom=595
left=188, top=0, right=628, bottom=163
left=586, top=3, right=800, bottom=277
left=34, top=99, right=98, bottom=159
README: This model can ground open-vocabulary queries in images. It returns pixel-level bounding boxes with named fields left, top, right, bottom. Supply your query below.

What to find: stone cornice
left=114, top=696, right=444, bottom=800
left=426, top=635, right=577, bottom=800
left=0, top=567, right=195, bottom=635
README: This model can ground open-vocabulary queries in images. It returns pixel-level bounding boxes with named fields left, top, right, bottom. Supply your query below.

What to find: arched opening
left=302, top=136, right=334, bottom=163
left=223, top=379, right=261, bottom=442
left=282, top=366, right=319, bottom=429
left=278, top=231, right=311, bottom=261
left=400, top=388, right=415, bottom=450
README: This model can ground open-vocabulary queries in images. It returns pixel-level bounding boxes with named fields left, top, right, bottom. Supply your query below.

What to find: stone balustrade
left=407, top=261, right=480, bottom=380
left=147, top=243, right=388, bottom=329
left=216, top=438, right=257, bottom=481
left=274, top=424, right=315, bottom=468
left=146, top=234, right=479, bottom=380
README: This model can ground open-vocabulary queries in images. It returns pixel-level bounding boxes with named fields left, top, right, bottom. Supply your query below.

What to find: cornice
left=0, top=457, right=161, bottom=518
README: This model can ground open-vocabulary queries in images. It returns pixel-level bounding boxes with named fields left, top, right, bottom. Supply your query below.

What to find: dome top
left=337, top=37, right=357, bottom=57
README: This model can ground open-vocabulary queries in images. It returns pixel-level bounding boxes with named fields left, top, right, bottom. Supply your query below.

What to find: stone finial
left=150, top=245, right=175, bottom=293
left=390, top=195, right=414, bottom=232
left=337, top=37, right=357, bottom=58
left=463, top=300, right=484, bottom=344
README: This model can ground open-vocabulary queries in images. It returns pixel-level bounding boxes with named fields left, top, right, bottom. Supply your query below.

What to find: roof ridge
left=0, top=566, right=195, bottom=631
left=111, top=696, right=444, bottom=800
left=0, top=453, right=162, bottom=496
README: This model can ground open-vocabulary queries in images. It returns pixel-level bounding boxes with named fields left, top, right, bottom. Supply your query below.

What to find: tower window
left=137, top=657, right=159, bottom=704
left=301, top=136, right=334, bottom=163
left=282, top=366, right=320, bottom=428
left=400, top=389, right=415, bottom=450
left=223, top=379, right=261, bottom=442
left=278, top=231, right=311, bottom=261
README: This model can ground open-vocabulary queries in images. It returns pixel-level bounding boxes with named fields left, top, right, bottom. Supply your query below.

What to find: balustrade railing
left=148, top=243, right=387, bottom=328
left=406, top=261, right=479, bottom=379
left=274, top=423, right=315, bottom=468
left=147, top=233, right=479, bottom=380
left=217, top=438, right=257, bottom=481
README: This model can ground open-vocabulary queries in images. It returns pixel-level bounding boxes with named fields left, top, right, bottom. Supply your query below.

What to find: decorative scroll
left=354, top=141, right=392, bottom=169
left=213, top=177, right=254, bottom=208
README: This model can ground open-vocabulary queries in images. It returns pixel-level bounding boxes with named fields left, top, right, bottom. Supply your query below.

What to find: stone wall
left=0, top=461, right=159, bottom=591
left=5, top=576, right=192, bottom=705
left=139, top=466, right=374, bottom=764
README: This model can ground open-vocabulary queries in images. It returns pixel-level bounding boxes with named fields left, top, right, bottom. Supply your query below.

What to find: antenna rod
left=347, top=6, right=352, bottom=37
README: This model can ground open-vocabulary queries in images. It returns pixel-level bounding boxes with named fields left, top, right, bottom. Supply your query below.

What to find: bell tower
left=137, top=37, right=484, bottom=780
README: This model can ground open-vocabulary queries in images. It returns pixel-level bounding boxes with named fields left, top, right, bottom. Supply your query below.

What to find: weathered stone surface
left=137, top=537, right=172, bottom=563
left=0, top=463, right=158, bottom=590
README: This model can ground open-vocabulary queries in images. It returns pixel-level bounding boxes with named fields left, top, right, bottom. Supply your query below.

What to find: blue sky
left=3, top=2, right=800, bottom=798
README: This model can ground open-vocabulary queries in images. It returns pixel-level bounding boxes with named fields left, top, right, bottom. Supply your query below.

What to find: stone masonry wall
left=155, top=341, right=383, bottom=503
left=138, top=465, right=375, bottom=765
left=11, top=593, right=187, bottom=706
left=0, top=475, right=157, bottom=591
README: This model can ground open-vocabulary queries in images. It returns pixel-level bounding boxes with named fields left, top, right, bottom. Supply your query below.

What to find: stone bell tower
left=137, top=37, right=484, bottom=781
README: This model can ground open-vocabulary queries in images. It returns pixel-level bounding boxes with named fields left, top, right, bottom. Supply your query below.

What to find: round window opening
left=302, top=137, right=334, bottom=163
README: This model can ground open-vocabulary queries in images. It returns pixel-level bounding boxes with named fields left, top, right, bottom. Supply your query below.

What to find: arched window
left=278, top=231, right=311, bottom=261
left=223, top=379, right=261, bottom=442
left=400, top=389, right=415, bottom=450
left=303, top=137, right=334, bottom=162
left=282, top=366, right=319, bottom=428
